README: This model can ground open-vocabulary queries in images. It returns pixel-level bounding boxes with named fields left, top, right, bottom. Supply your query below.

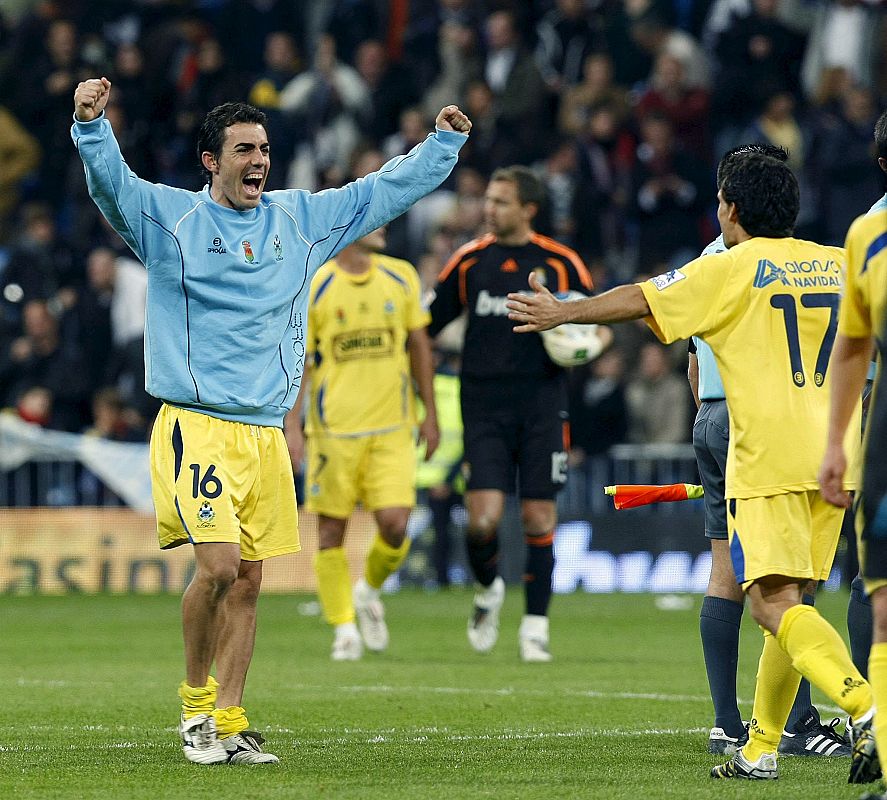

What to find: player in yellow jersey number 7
left=506, top=153, right=876, bottom=785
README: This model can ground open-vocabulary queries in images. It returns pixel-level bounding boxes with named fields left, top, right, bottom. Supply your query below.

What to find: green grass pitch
left=0, top=589, right=874, bottom=799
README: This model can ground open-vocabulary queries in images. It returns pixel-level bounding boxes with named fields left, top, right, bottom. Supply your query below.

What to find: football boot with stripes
left=778, top=710, right=850, bottom=757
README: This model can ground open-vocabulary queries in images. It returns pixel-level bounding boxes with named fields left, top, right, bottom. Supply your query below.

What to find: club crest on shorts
left=197, top=501, right=216, bottom=527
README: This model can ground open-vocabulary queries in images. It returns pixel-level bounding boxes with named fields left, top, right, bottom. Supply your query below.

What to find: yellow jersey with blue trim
left=306, top=253, right=428, bottom=436
left=639, top=236, right=860, bottom=499
left=839, top=209, right=887, bottom=345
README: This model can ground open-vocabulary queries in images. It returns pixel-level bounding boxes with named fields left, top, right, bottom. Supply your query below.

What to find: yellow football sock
left=776, top=604, right=872, bottom=720
left=213, top=705, right=249, bottom=738
left=743, top=630, right=801, bottom=762
left=178, top=675, right=218, bottom=719
left=869, top=642, right=887, bottom=757
left=365, top=533, right=410, bottom=590
left=315, top=547, right=354, bottom=625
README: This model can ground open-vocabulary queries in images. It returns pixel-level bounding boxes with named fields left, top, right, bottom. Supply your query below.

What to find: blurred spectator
left=16, top=18, right=92, bottom=207
left=813, top=85, right=883, bottom=244
left=84, top=386, right=144, bottom=442
left=354, top=38, right=418, bottom=143
left=738, top=88, right=818, bottom=232
left=109, top=42, right=152, bottom=136
left=626, top=342, right=691, bottom=444
left=322, top=0, right=382, bottom=65
left=0, top=299, right=91, bottom=431
left=801, top=0, right=882, bottom=99
left=482, top=10, right=547, bottom=162
left=383, top=106, right=429, bottom=160
left=0, top=105, right=40, bottom=244
left=1, top=204, right=78, bottom=315
left=534, top=139, right=581, bottom=243
left=711, top=0, right=806, bottom=133
left=568, top=347, right=630, bottom=463
left=573, top=102, right=635, bottom=266
left=248, top=31, right=302, bottom=190
left=534, top=0, right=606, bottom=93
left=455, top=79, right=515, bottom=175
left=280, top=33, right=370, bottom=182
left=421, top=10, right=482, bottom=119
left=558, top=52, right=630, bottom=136
left=630, top=12, right=711, bottom=90
left=628, top=113, right=708, bottom=272
left=635, top=52, right=711, bottom=160
left=215, top=0, right=301, bottom=76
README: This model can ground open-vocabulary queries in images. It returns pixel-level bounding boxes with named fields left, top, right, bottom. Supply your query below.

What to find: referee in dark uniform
left=429, top=166, right=592, bottom=661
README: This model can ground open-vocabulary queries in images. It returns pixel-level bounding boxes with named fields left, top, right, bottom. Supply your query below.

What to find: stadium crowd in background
left=0, top=0, right=885, bottom=457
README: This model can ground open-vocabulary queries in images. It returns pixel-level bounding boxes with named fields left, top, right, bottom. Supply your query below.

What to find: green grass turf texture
left=0, top=589, right=875, bottom=799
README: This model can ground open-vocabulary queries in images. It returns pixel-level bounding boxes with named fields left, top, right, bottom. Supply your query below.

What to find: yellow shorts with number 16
left=150, top=404, right=300, bottom=561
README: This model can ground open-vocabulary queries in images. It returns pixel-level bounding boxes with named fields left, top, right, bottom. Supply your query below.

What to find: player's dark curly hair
left=716, top=143, right=788, bottom=189
left=197, top=102, right=268, bottom=184
left=490, top=165, right=546, bottom=209
left=720, top=153, right=799, bottom=238
left=875, top=109, right=887, bottom=160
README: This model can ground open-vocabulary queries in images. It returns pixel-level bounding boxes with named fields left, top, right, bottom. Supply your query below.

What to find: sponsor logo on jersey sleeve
left=649, top=269, right=686, bottom=290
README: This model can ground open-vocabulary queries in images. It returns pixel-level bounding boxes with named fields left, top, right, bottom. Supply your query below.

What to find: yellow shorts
left=305, top=426, right=416, bottom=517
left=727, top=490, right=842, bottom=589
left=150, top=404, right=299, bottom=560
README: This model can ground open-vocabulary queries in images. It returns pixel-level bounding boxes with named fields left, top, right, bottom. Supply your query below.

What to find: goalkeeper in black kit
left=428, top=166, right=608, bottom=661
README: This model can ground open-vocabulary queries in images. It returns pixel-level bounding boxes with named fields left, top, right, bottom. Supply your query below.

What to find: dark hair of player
left=720, top=153, right=799, bottom=238
left=489, top=165, right=546, bottom=209
left=197, top=102, right=268, bottom=184
left=875, top=109, right=887, bottom=160
left=716, top=143, right=789, bottom=189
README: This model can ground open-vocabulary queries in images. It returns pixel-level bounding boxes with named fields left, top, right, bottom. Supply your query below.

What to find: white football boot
left=518, top=614, right=553, bottom=662
left=353, top=577, right=389, bottom=652
left=467, top=576, right=505, bottom=653
left=179, top=713, right=228, bottom=764
left=331, top=621, right=364, bottom=661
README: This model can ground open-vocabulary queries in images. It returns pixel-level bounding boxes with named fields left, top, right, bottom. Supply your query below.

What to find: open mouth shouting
left=242, top=172, right=264, bottom=199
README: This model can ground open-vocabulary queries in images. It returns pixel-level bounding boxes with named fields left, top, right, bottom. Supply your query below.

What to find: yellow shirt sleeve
left=838, top=215, right=873, bottom=339
left=637, top=251, right=737, bottom=344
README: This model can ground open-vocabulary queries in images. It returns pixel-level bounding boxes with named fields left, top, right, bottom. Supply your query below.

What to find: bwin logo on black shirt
left=207, top=237, right=227, bottom=254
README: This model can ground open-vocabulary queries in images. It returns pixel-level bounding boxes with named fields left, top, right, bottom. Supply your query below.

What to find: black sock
left=785, top=593, right=817, bottom=730
left=848, top=573, right=873, bottom=679
left=524, top=534, right=554, bottom=616
left=466, top=529, right=499, bottom=587
left=699, top=595, right=744, bottom=737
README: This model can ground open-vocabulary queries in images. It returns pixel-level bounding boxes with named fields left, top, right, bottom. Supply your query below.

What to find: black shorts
left=460, top=375, right=569, bottom=500
left=692, top=399, right=729, bottom=540
left=859, top=379, right=887, bottom=579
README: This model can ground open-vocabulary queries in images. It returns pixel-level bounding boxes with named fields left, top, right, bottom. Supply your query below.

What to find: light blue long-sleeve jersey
left=72, top=115, right=466, bottom=427
left=691, top=234, right=727, bottom=400
left=869, top=193, right=887, bottom=214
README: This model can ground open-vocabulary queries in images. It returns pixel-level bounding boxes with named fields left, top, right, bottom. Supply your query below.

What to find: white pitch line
left=0, top=727, right=711, bottom=753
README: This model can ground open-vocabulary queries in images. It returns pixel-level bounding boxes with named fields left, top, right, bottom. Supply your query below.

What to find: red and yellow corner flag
left=604, top=483, right=704, bottom=509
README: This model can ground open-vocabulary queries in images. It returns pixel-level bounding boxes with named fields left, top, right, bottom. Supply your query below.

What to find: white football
left=540, top=290, right=607, bottom=367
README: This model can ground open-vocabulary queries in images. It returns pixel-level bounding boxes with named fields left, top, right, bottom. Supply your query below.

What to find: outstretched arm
left=506, top=272, right=650, bottom=332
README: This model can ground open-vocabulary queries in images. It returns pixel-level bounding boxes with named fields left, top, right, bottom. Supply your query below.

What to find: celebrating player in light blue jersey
left=72, top=76, right=470, bottom=766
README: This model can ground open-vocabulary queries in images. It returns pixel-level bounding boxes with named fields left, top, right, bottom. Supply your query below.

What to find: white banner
left=0, top=413, right=153, bottom=512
